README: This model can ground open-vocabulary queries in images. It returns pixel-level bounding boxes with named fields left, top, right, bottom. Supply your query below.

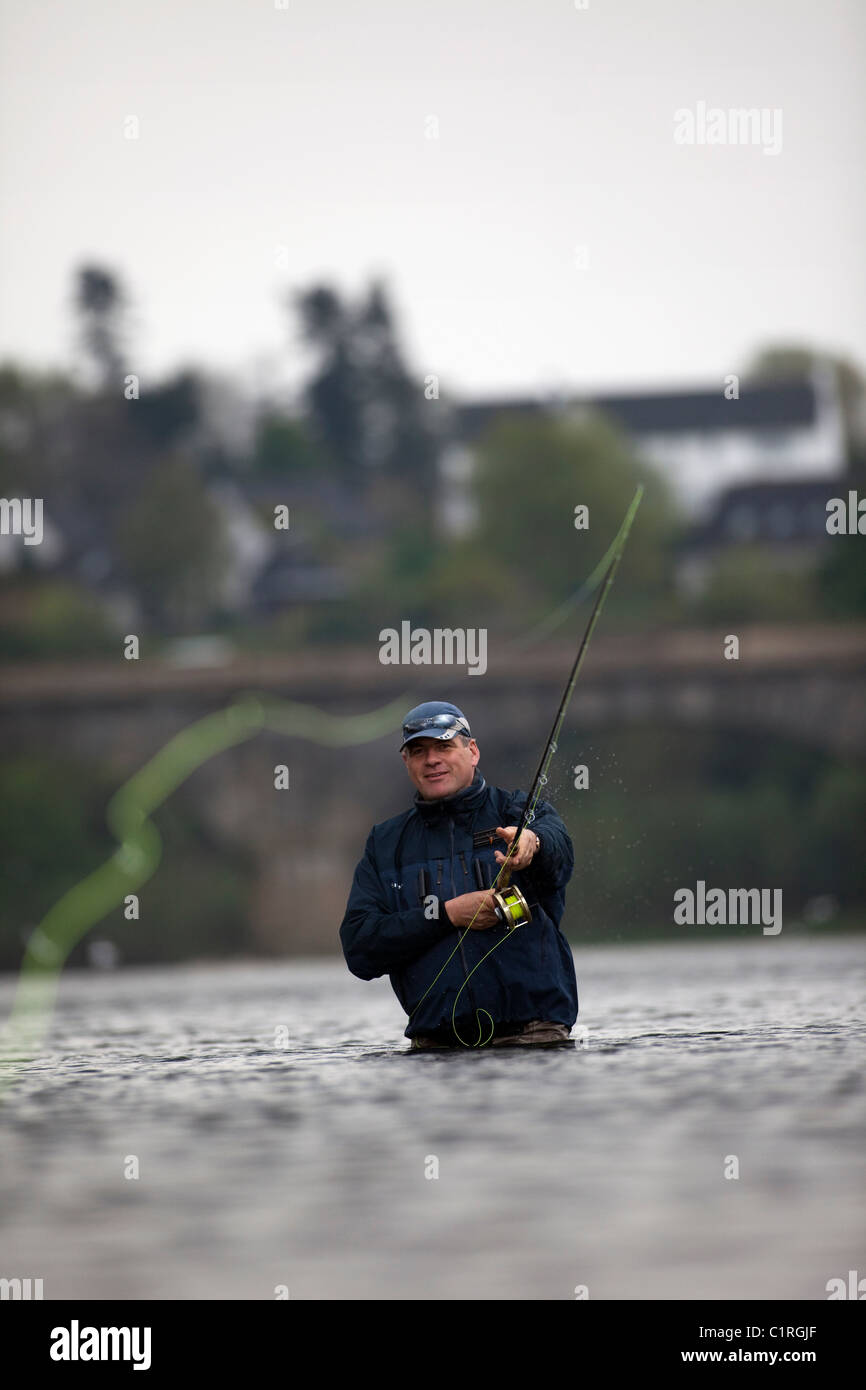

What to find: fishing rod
left=480, top=483, right=645, bottom=930
left=408, top=484, right=645, bottom=1046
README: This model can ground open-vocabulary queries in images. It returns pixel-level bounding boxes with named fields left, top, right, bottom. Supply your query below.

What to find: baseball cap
left=400, top=701, right=471, bottom=750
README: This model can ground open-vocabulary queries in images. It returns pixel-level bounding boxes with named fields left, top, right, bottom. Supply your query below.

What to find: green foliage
left=115, top=455, right=229, bottom=628
left=693, top=546, right=821, bottom=622
left=0, top=580, right=118, bottom=659
left=253, top=415, right=319, bottom=476
left=425, top=538, right=521, bottom=626
left=377, top=521, right=439, bottom=613
left=0, top=758, right=115, bottom=969
left=471, top=411, right=676, bottom=627
left=0, top=757, right=253, bottom=971
left=559, top=727, right=864, bottom=941
left=811, top=764, right=866, bottom=902
left=0, top=361, right=82, bottom=495
left=817, top=536, right=866, bottom=617
left=748, top=343, right=866, bottom=466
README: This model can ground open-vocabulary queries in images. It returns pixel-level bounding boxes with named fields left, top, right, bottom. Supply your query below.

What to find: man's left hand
left=494, top=825, right=539, bottom=871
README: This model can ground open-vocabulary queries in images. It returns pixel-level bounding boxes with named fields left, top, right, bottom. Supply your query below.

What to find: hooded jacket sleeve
left=504, top=791, right=574, bottom=894
left=339, top=828, right=456, bottom=980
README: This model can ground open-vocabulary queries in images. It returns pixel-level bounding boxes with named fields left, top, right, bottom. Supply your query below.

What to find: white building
left=449, top=364, right=849, bottom=528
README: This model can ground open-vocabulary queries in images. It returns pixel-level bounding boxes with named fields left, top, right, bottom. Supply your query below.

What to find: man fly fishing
left=338, top=701, right=578, bottom=1048
left=338, top=487, right=644, bottom=1048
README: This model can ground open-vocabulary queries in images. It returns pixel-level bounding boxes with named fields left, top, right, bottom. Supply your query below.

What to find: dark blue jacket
left=339, top=771, right=578, bottom=1040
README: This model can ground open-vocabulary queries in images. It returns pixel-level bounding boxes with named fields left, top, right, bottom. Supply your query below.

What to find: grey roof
left=457, top=381, right=817, bottom=440
left=684, top=478, right=837, bottom=549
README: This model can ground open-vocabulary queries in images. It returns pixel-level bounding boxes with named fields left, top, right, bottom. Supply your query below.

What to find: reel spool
left=492, top=885, right=532, bottom=930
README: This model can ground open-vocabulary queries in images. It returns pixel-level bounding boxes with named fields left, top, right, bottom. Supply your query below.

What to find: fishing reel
left=472, top=825, right=533, bottom=930
left=492, top=884, right=532, bottom=930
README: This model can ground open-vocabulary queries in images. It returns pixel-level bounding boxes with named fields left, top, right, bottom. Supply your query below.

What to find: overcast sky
left=1, top=0, right=864, bottom=403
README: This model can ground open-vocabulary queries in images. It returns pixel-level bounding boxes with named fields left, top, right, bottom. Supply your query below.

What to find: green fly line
left=0, top=486, right=644, bottom=1090
left=0, top=693, right=409, bottom=1098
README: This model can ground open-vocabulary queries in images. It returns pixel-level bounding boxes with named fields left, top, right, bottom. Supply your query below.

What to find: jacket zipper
left=451, top=817, right=477, bottom=1021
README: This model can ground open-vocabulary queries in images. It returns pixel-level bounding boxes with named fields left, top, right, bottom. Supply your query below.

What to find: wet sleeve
left=508, top=792, right=574, bottom=892
left=339, top=829, right=456, bottom=980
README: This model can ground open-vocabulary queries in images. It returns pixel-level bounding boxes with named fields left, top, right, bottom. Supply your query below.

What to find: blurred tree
left=693, top=546, right=820, bottom=622
left=0, top=581, right=118, bottom=659
left=561, top=726, right=865, bottom=940
left=295, top=286, right=364, bottom=486
left=748, top=344, right=866, bottom=618
left=811, top=763, right=866, bottom=904
left=115, top=455, right=228, bottom=629
left=354, top=281, right=438, bottom=500
left=470, top=411, right=677, bottom=624
left=252, top=414, right=318, bottom=476
left=75, top=265, right=129, bottom=390
left=0, top=363, right=81, bottom=496
left=129, top=370, right=201, bottom=448
left=817, top=536, right=866, bottom=617
left=293, top=280, right=439, bottom=502
left=747, top=343, right=866, bottom=482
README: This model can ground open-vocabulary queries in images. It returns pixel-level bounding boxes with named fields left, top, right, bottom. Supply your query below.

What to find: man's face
left=401, top=734, right=480, bottom=800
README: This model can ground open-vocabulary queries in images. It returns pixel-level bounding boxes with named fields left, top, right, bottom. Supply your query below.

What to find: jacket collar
left=413, top=770, right=488, bottom=822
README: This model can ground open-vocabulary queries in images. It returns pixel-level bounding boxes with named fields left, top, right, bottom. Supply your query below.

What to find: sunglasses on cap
left=401, top=712, right=471, bottom=743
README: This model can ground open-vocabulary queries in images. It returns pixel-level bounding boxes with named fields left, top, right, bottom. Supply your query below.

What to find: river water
left=0, top=937, right=863, bottom=1301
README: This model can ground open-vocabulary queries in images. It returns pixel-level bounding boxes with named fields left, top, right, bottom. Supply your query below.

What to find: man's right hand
left=443, top=890, right=499, bottom=929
